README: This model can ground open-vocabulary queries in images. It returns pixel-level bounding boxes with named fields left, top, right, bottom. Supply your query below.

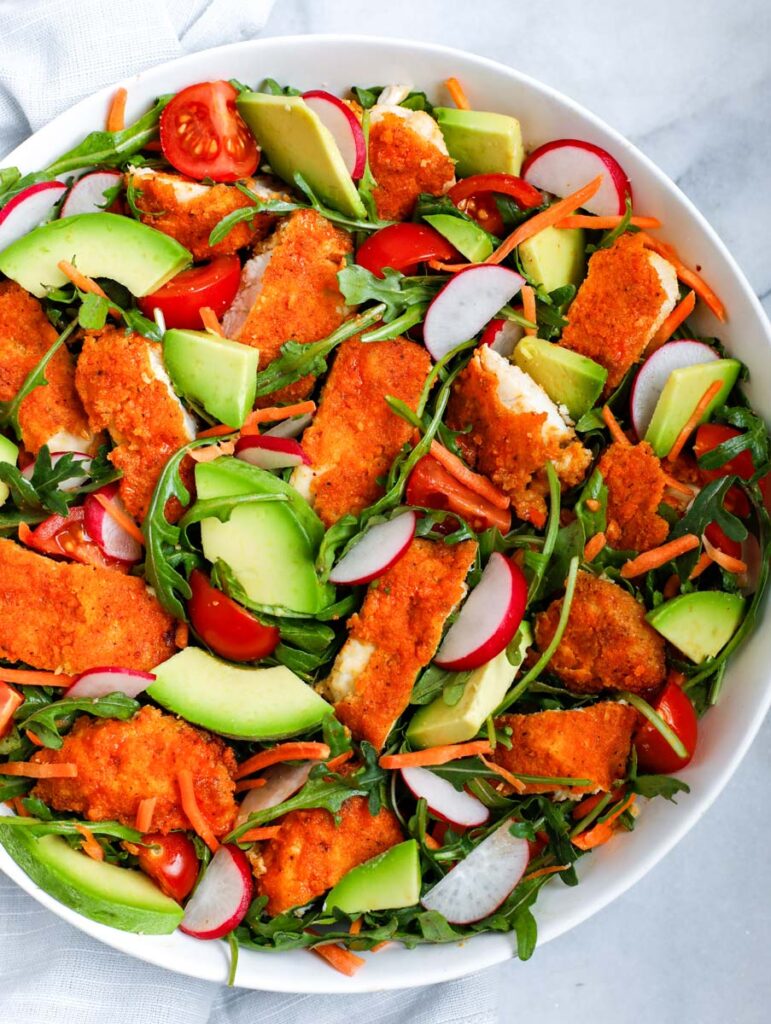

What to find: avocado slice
left=0, top=435, right=19, bottom=508
left=646, top=591, right=745, bottom=663
left=0, top=213, right=191, bottom=298
left=645, top=359, right=741, bottom=457
left=434, top=108, right=525, bottom=177
left=423, top=214, right=493, bottom=262
left=163, top=329, right=258, bottom=429
left=513, top=337, right=607, bottom=421
left=148, top=647, right=331, bottom=740
left=324, top=839, right=421, bottom=914
left=0, top=824, right=183, bottom=934
left=237, top=92, right=366, bottom=219
left=518, top=226, right=585, bottom=293
left=195, top=457, right=334, bottom=614
left=407, top=626, right=532, bottom=749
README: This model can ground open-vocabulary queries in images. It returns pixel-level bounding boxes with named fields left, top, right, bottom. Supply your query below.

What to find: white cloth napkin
left=0, top=2, right=498, bottom=1020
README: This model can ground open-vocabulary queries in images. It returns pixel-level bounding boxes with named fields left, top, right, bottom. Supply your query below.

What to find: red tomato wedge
left=138, top=256, right=241, bottom=330
left=448, top=173, right=543, bottom=235
left=406, top=455, right=511, bottom=534
left=18, top=507, right=115, bottom=568
left=159, top=81, right=259, bottom=182
left=693, top=424, right=755, bottom=481
left=187, top=569, right=279, bottom=662
left=634, top=679, right=698, bottom=774
left=356, top=223, right=458, bottom=278
left=137, top=832, right=199, bottom=902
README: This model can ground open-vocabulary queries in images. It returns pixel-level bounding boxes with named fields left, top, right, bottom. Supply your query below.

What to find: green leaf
left=669, top=475, right=747, bottom=578
left=698, top=406, right=768, bottom=472
left=259, top=78, right=302, bottom=97
left=0, top=815, right=142, bottom=843
left=0, top=320, right=78, bottom=441
left=586, top=196, right=636, bottom=253
left=226, top=772, right=368, bottom=840
left=575, top=468, right=608, bottom=537
left=513, top=906, right=538, bottom=960
left=631, top=774, right=690, bottom=801
left=77, top=292, right=109, bottom=330
left=15, top=692, right=140, bottom=750
left=356, top=108, right=382, bottom=224
left=337, top=265, right=443, bottom=322
left=351, top=85, right=434, bottom=114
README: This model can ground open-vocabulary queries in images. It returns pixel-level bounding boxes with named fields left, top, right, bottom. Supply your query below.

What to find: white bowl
left=1, top=34, right=769, bottom=993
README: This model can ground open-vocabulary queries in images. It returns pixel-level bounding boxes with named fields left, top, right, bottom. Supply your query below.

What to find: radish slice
left=630, top=340, right=719, bottom=439
left=329, top=512, right=417, bottom=586
left=480, top=317, right=524, bottom=358
left=263, top=413, right=314, bottom=439
left=60, top=170, right=122, bottom=218
left=66, top=666, right=156, bottom=699
left=434, top=553, right=527, bottom=671
left=180, top=844, right=253, bottom=940
left=739, top=532, right=762, bottom=596
left=522, top=139, right=631, bottom=217
left=401, top=766, right=489, bottom=827
left=423, top=265, right=524, bottom=363
left=22, top=450, right=92, bottom=491
left=235, top=762, right=313, bottom=827
left=0, top=181, right=67, bottom=250
left=234, top=435, right=310, bottom=470
left=302, top=90, right=367, bottom=179
left=83, top=482, right=142, bottom=565
left=421, top=821, right=529, bottom=924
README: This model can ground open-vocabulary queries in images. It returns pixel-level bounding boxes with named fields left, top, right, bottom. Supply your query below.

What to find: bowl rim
left=1, top=32, right=769, bottom=994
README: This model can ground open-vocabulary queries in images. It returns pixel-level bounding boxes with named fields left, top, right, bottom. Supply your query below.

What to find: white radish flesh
left=329, top=512, right=417, bottom=586
left=60, top=171, right=122, bottom=218
left=180, top=844, right=253, bottom=940
left=22, top=451, right=92, bottom=491
left=302, top=91, right=367, bottom=179
left=0, top=182, right=67, bottom=250
left=484, top=319, right=524, bottom=358
left=630, top=340, right=719, bottom=439
left=522, top=139, right=631, bottom=217
left=83, top=484, right=142, bottom=564
left=264, top=413, right=314, bottom=439
left=235, top=762, right=313, bottom=826
left=234, top=435, right=310, bottom=470
left=401, top=766, right=489, bottom=827
left=66, top=667, right=156, bottom=699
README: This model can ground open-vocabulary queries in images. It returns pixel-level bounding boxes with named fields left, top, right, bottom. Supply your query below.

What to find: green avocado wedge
left=513, top=337, right=607, bottom=421
left=0, top=213, right=191, bottom=298
left=163, top=329, right=259, bottom=428
left=0, top=823, right=183, bottom=934
left=324, top=840, right=421, bottom=914
left=0, top=434, right=19, bottom=507
left=646, top=591, right=746, bottom=663
left=434, top=108, right=525, bottom=177
left=423, top=214, right=493, bottom=262
left=644, top=359, right=742, bottom=457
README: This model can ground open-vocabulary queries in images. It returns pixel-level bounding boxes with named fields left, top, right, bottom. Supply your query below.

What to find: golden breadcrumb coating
left=0, top=539, right=176, bottom=673
left=369, top=111, right=455, bottom=221
left=32, top=706, right=237, bottom=835
left=534, top=571, right=666, bottom=694
left=597, top=441, right=669, bottom=552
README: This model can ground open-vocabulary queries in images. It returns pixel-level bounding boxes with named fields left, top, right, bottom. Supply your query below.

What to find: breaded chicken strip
left=560, top=233, right=678, bottom=390
left=75, top=326, right=195, bottom=520
left=128, top=168, right=280, bottom=261
left=320, top=538, right=477, bottom=749
left=534, top=571, right=666, bottom=694
left=32, top=706, right=236, bottom=835
left=0, top=539, right=176, bottom=673
left=494, top=702, right=637, bottom=795
left=447, top=345, right=591, bottom=528
left=290, top=336, right=430, bottom=525
left=597, top=441, right=669, bottom=552
left=0, top=281, right=93, bottom=454
left=255, top=795, right=403, bottom=914
left=222, top=209, right=352, bottom=405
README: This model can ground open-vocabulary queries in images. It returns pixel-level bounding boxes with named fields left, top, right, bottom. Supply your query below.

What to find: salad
left=0, top=71, right=768, bottom=980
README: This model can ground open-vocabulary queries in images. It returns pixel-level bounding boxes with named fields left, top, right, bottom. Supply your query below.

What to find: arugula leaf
left=15, top=692, right=140, bottom=749
left=77, top=292, right=109, bottom=330
left=669, top=475, right=747, bottom=578
left=631, top=774, right=690, bottom=801
left=575, top=467, right=608, bottom=537
left=178, top=492, right=289, bottom=531
left=411, top=664, right=469, bottom=706
left=337, top=265, right=443, bottom=322
left=259, top=78, right=302, bottom=96
left=351, top=85, right=434, bottom=114
left=698, top=406, right=769, bottom=473
left=586, top=196, right=635, bottom=253
left=534, top=285, right=577, bottom=342
left=0, top=815, right=142, bottom=842
left=356, top=108, right=382, bottom=224
left=0, top=320, right=78, bottom=440
left=513, top=907, right=538, bottom=961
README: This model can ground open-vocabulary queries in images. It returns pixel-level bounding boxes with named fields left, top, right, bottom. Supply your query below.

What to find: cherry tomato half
left=137, top=832, right=199, bottom=902
left=187, top=569, right=280, bottom=662
left=448, top=173, right=542, bottom=235
left=406, top=455, right=511, bottom=534
left=693, top=424, right=755, bottom=481
left=138, top=256, right=241, bottom=330
left=356, top=223, right=459, bottom=278
left=18, top=507, right=114, bottom=568
left=704, top=520, right=742, bottom=560
left=160, top=81, right=259, bottom=182
left=634, top=679, right=698, bottom=774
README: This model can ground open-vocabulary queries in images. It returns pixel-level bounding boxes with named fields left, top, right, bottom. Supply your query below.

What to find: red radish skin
left=630, top=340, right=719, bottom=439
left=234, top=435, right=310, bottom=470
left=179, top=844, right=253, bottom=940
left=401, top=766, right=489, bottom=827
left=328, top=512, right=417, bottom=586
left=423, top=265, right=525, bottom=362
left=60, top=171, right=122, bottom=218
left=66, top=667, right=156, bottom=699
left=83, top=482, right=142, bottom=565
left=0, top=181, right=67, bottom=249
left=302, top=90, right=367, bottom=179
left=434, top=554, right=527, bottom=671
left=22, top=451, right=92, bottom=492
left=421, top=821, right=529, bottom=924
left=235, top=762, right=313, bottom=827
left=522, top=139, right=631, bottom=217
left=480, top=317, right=524, bottom=357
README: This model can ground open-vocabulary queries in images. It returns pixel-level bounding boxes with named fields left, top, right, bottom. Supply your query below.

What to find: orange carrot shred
left=429, top=440, right=510, bottom=510
left=75, top=824, right=104, bottom=862
left=666, top=381, right=723, bottom=462
left=701, top=532, right=747, bottom=575
left=584, top=498, right=601, bottom=512
left=555, top=214, right=662, bottom=231
left=370, top=941, right=390, bottom=953
left=661, top=470, right=694, bottom=496
left=583, top=532, right=607, bottom=562
left=200, top=306, right=224, bottom=336
left=522, top=864, right=570, bottom=882
left=349, top=917, right=363, bottom=936
left=12, top=797, right=30, bottom=817
left=175, top=622, right=189, bottom=649
left=188, top=440, right=236, bottom=462
left=177, top=770, right=219, bottom=853
left=688, top=552, right=713, bottom=580
left=379, top=740, right=492, bottom=770
left=638, top=233, right=726, bottom=322
left=234, top=778, right=268, bottom=793
left=601, top=405, right=630, bottom=446
left=93, top=493, right=145, bottom=546
left=0, top=761, right=77, bottom=778
left=57, top=260, right=120, bottom=315
left=620, top=534, right=700, bottom=578
left=106, top=87, right=127, bottom=132
left=479, top=754, right=526, bottom=793
left=235, top=742, right=331, bottom=780
left=25, top=731, right=44, bottom=747
left=240, top=401, right=316, bottom=434
left=239, top=826, right=283, bottom=842
left=310, top=943, right=366, bottom=977
left=135, top=797, right=157, bottom=834
left=325, top=750, right=353, bottom=771
left=0, top=680, right=23, bottom=736
left=444, top=77, right=470, bottom=110
left=424, top=833, right=441, bottom=850
left=647, top=291, right=696, bottom=353
left=572, top=794, right=636, bottom=850
left=520, top=284, right=537, bottom=336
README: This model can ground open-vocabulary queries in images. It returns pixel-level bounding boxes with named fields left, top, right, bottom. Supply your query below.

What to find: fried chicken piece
left=75, top=326, right=195, bottom=520
left=0, top=281, right=93, bottom=454
left=221, top=209, right=352, bottom=405
left=32, top=706, right=236, bottom=835
left=560, top=233, right=678, bottom=391
left=447, top=345, right=591, bottom=528
left=534, top=571, right=666, bottom=694
left=290, top=336, right=430, bottom=525
left=0, top=539, right=176, bottom=673
left=494, top=702, right=638, bottom=795
left=255, top=795, right=403, bottom=914
left=597, top=441, right=669, bottom=552
left=319, top=538, right=477, bottom=749
left=128, top=168, right=280, bottom=261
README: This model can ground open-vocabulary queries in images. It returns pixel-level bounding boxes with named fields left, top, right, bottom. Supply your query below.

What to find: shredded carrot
left=239, top=826, right=283, bottom=843
left=638, top=233, right=725, bottom=322
left=585, top=498, right=601, bottom=512
left=701, top=532, right=747, bottom=574
left=555, top=214, right=662, bottom=231
left=620, top=534, right=700, bottom=578
left=663, top=573, right=681, bottom=598
left=75, top=824, right=104, bottom=862
left=325, top=750, right=354, bottom=771
left=310, top=942, right=366, bottom=977
left=349, top=917, right=363, bottom=936
left=199, top=400, right=317, bottom=440
left=106, top=87, right=127, bottom=132
left=429, top=440, right=510, bottom=510
left=188, top=440, right=236, bottom=463
left=479, top=754, right=527, bottom=793
left=583, top=532, right=607, bottom=562
left=520, top=284, right=537, bottom=336
left=572, top=794, right=636, bottom=850
left=11, top=797, right=30, bottom=817
left=370, top=941, right=390, bottom=953
left=647, top=291, right=696, bottom=353
left=666, top=380, right=723, bottom=463
left=602, top=405, right=630, bottom=446
left=93, top=493, right=145, bottom=546
left=0, top=680, right=23, bottom=736
left=0, top=761, right=77, bottom=778
left=196, top=424, right=238, bottom=439
left=667, top=668, right=687, bottom=687
left=522, top=864, right=570, bottom=882
left=0, top=668, right=74, bottom=687
left=444, top=76, right=470, bottom=110
left=688, top=552, right=713, bottom=580
left=235, top=742, right=331, bottom=780
left=177, top=769, right=219, bottom=853
left=379, top=740, right=492, bottom=770
left=57, top=260, right=120, bottom=316
left=427, top=258, right=468, bottom=273
left=234, top=778, right=268, bottom=793
left=175, top=622, right=189, bottom=649
left=661, top=470, right=694, bottom=496
left=135, top=797, right=157, bottom=834
left=25, top=731, right=44, bottom=747
left=424, top=833, right=441, bottom=850
left=200, top=306, right=224, bottom=336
